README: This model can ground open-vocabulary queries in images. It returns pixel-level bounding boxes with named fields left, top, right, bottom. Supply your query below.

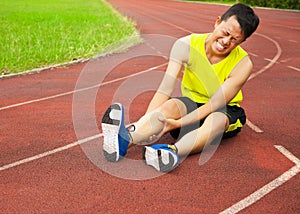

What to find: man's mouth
left=216, top=40, right=226, bottom=51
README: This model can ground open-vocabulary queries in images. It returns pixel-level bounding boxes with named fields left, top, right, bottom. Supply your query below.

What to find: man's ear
left=214, top=16, right=222, bottom=28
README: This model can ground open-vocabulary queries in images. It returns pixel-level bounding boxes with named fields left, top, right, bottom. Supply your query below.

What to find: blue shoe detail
left=101, top=103, right=130, bottom=162
left=143, top=144, right=179, bottom=172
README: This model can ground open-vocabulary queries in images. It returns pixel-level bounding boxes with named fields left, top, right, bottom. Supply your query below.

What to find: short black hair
left=221, top=3, right=260, bottom=40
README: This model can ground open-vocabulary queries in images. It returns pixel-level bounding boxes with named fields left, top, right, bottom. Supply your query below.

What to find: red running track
left=0, top=0, right=299, bottom=213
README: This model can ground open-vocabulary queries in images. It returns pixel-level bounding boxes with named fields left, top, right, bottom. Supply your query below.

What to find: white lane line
left=0, top=134, right=102, bottom=171
left=288, top=40, right=298, bottom=43
left=220, top=145, right=300, bottom=214
left=249, top=52, right=258, bottom=57
left=248, top=33, right=282, bottom=81
left=0, top=63, right=167, bottom=111
left=287, top=66, right=300, bottom=72
left=275, top=145, right=300, bottom=165
left=264, top=58, right=280, bottom=64
left=246, top=119, right=264, bottom=133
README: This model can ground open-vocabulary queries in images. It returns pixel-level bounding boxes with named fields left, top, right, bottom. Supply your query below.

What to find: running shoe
left=143, top=144, right=179, bottom=172
left=101, top=103, right=130, bottom=162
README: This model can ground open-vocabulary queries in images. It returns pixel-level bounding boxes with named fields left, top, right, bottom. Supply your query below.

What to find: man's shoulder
left=177, top=33, right=209, bottom=43
left=189, top=33, right=209, bottom=40
left=230, top=45, right=248, bottom=59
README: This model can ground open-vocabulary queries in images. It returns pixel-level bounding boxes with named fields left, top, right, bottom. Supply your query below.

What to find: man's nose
left=222, top=36, right=231, bottom=45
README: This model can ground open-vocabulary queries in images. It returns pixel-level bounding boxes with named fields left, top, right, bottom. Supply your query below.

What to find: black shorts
left=170, top=97, right=246, bottom=139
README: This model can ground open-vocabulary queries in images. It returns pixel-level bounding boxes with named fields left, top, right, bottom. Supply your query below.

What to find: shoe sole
left=101, top=103, right=122, bottom=162
left=143, top=146, right=178, bottom=172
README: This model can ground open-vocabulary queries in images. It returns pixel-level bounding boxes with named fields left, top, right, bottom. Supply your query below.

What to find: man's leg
left=175, top=111, right=229, bottom=156
left=102, top=99, right=187, bottom=162
left=130, top=98, right=188, bottom=145
left=143, top=111, right=229, bottom=172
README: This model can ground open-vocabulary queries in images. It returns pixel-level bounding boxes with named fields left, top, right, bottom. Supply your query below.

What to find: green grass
left=0, top=0, right=139, bottom=75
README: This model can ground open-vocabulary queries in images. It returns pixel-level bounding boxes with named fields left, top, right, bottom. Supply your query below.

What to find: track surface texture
left=0, top=0, right=299, bottom=213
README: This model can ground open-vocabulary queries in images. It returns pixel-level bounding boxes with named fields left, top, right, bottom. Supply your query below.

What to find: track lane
left=0, top=0, right=299, bottom=212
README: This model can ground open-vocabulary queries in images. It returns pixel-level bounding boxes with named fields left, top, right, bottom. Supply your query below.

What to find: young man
left=101, top=3, right=260, bottom=172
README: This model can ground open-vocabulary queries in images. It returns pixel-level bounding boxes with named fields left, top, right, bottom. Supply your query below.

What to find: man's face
left=210, top=15, right=245, bottom=56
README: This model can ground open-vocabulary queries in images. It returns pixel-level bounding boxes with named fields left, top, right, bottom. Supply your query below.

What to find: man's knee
left=203, top=112, right=229, bottom=134
left=159, top=98, right=187, bottom=118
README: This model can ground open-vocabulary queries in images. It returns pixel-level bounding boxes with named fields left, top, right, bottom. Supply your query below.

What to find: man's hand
left=147, top=116, right=181, bottom=144
left=159, top=117, right=181, bottom=133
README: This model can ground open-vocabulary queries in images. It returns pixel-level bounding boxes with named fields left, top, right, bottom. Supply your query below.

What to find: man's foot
left=101, top=103, right=130, bottom=162
left=143, top=144, right=179, bottom=172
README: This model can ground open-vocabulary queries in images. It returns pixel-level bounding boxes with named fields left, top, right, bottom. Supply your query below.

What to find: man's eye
left=231, top=38, right=239, bottom=44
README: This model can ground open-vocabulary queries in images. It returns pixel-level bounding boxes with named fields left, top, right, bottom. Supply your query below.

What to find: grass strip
left=0, top=0, right=140, bottom=75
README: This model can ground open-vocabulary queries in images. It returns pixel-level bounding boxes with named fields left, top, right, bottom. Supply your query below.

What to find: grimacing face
left=210, top=15, right=245, bottom=56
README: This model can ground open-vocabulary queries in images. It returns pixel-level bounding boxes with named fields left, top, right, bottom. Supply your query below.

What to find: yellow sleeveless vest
left=181, top=33, right=248, bottom=106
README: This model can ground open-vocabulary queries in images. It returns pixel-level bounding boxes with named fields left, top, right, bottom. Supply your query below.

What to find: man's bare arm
left=146, top=35, right=190, bottom=113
